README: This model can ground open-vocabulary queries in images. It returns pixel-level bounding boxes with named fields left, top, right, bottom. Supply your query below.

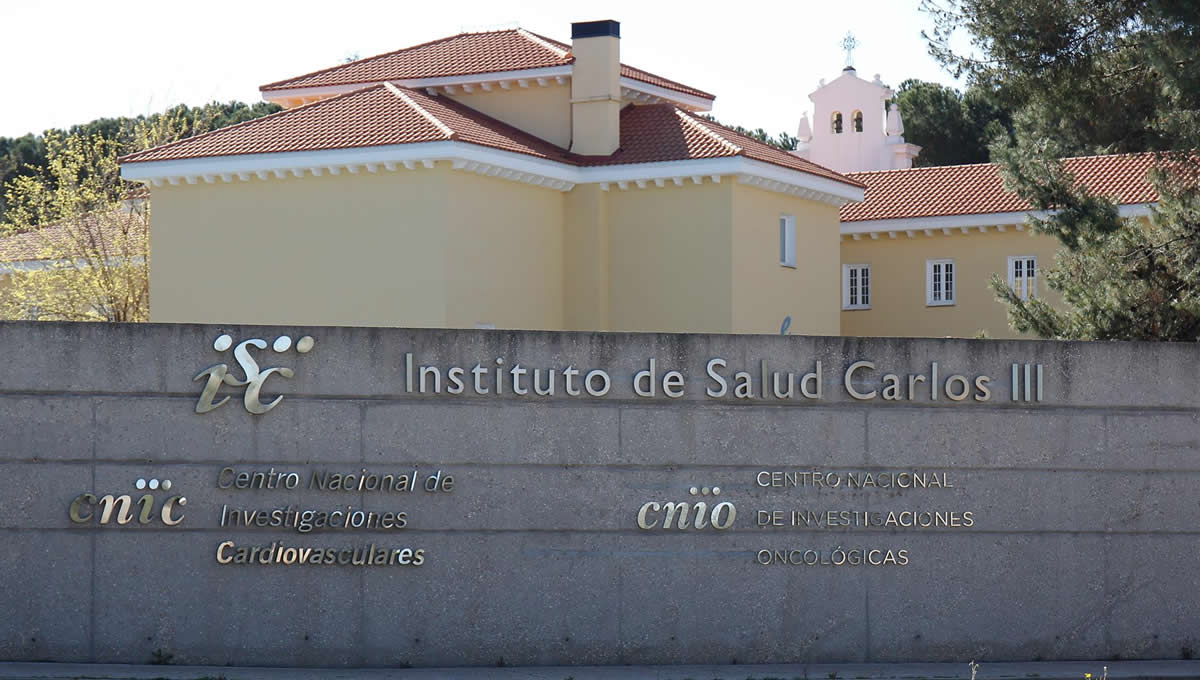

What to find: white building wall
left=792, top=67, right=920, bottom=173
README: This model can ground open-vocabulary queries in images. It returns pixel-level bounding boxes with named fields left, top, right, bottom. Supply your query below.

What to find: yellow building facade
left=838, top=228, right=1064, bottom=339
left=788, top=65, right=1159, bottom=339
left=147, top=166, right=843, bottom=334
left=117, top=21, right=1160, bottom=338
left=831, top=157, right=1158, bottom=339
left=121, top=20, right=861, bottom=336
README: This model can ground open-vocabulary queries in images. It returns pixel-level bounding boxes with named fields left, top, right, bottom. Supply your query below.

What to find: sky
left=0, top=0, right=969, bottom=140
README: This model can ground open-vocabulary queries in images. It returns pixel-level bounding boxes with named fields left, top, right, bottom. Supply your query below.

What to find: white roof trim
left=516, top=29, right=569, bottom=58
left=840, top=203, right=1155, bottom=235
left=619, top=77, right=713, bottom=111
left=572, top=156, right=861, bottom=204
left=731, top=157, right=865, bottom=204
left=0, top=259, right=64, bottom=273
left=121, top=143, right=863, bottom=205
left=261, top=66, right=713, bottom=112
left=120, top=142, right=579, bottom=192
left=0, top=256, right=142, bottom=273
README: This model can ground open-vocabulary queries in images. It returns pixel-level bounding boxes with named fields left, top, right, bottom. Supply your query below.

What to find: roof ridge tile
left=516, top=28, right=570, bottom=58
left=525, top=30, right=572, bottom=52
left=384, top=83, right=455, bottom=139
left=675, top=109, right=741, bottom=155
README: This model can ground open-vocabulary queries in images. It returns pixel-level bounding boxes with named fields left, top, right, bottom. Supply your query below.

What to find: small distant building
left=788, top=56, right=1158, bottom=338
left=837, top=154, right=1157, bottom=338
left=0, top=205, right=148, bottom=321
left=790, top=66, right=921, bottom=174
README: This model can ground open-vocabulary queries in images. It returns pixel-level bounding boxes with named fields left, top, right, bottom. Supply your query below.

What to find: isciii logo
left=194, top=333, right=315, bottom=415
left=69, top=477, right=187, bottom=527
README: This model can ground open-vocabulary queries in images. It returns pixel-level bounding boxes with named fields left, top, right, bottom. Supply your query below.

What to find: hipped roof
left=120, top=83, right=863, bottom=188
left=260, top=28, right=715, bottom=101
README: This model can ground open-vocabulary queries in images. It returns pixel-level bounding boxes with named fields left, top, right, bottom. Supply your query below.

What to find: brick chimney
left=570, top=20, right=621, bottom=156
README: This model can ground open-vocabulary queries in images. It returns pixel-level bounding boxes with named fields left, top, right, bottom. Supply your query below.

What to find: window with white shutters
left=1008, top=256, right=1037, bottom=300
left=843, top=264, right=871, bottom=310
left=926, top=259, right=955, bottom=306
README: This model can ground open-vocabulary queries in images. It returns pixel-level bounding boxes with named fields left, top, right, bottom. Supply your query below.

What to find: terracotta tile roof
left=120, top=84, right=575, bottom=165
left=540, top=34, right=715, bottom=100
left=0, top=227, right=61, bottom=261
left=582, top=105, right=863, bottom=188
left=840, top=152, right=1160, bottom=222
left=687, top=113, right=863, bottom=187
left=119, top=89, right=858, bottom=188
left=0, top=214, right=146, bottom=262
left=259, top=28, right=715, bottom=101
left=587, top=105, right=738, bottom=165
left=618, top=64, right=714, bottom=100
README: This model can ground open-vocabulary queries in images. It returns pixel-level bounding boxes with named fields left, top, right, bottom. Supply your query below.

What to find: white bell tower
left=791, top=34, right=920, bottom=173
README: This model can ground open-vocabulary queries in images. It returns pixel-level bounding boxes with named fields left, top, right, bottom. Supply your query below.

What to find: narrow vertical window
left=1008, top=256, right=1037, bottom=300
left=852, top=110, right=863, bottom=132
left=843, top=264, right=871, bottom=309
left=926, top=259, right=955, bottom=306
left=832, top=112, right=843, bottom=134
left=779, top=215, right=796, bottom=267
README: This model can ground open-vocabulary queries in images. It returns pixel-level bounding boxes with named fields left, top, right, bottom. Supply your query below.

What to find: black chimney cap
left=571, top=20, right=620, bottom=39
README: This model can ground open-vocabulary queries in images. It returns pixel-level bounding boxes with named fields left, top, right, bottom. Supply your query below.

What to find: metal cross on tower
left=841, top=32, right=858, bottom=67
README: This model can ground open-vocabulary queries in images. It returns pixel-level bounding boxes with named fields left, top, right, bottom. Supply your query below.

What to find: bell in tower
left=788, top=34, right=921, bottom=173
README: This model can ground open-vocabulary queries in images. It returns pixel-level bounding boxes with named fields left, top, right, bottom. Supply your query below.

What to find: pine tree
left=925, top=0, right=1200, bottom=340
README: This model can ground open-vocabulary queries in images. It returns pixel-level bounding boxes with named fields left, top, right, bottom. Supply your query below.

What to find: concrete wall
left=840, top=229, right=1064, bottom=339
left=2, top=322, right=1197, bottom=668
